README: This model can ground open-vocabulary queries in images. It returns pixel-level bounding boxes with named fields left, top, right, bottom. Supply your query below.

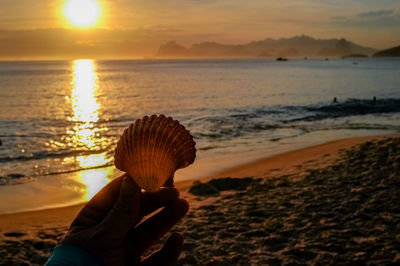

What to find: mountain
left=155, top=41, right=189, bottom=57
left=157, top=35, right=376, bottom=58
left=373, top=45, right=400, bottom=57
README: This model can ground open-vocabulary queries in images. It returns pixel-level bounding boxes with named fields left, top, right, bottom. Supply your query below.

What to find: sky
left=0, top=0, right=399, bottom=59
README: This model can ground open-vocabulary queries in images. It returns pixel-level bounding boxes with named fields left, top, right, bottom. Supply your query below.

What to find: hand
left=62, top=174, right=189, bottom=266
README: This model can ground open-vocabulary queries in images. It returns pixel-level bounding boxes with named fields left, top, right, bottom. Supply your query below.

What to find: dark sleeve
left=45, top=244, right=103, bottom=266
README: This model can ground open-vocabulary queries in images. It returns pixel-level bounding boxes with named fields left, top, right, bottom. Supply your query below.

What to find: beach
left=0, top=134, right=398, bottom=265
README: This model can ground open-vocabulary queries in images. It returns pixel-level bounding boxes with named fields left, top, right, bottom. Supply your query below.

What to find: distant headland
left=156, top=35, right=378, bottom=58
left=373, top=45, right=400, bottom=57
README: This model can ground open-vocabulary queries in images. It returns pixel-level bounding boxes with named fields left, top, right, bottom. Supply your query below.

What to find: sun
left=64, top=0, right=101, bottom=27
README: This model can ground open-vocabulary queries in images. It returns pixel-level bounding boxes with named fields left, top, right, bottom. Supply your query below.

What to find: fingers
left=70, top=176, right=179, bottom=228
left=70, top=174, right=126, bottom=227
left=141, top=187, right=179, bottom=217
left=70, top=206, right=108, bottom=228
left=99, top=177, right=142, bottom=240
left=128, top=199, right=189, bottom=254
left=141, top=233, right=184, bottom=266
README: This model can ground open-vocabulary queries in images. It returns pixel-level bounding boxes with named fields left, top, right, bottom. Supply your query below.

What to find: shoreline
left=208, top=134, right=394, bottom=179
left=0, top=128, right=396, bottom=214
left=0, top=133, right=396, bottom=230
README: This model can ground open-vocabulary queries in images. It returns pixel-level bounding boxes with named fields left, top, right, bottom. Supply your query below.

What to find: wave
left=0, top=149, right=111, bottom=163
left=189, top=98, right=400, bottom=141
left=289, top=98, right=400, bottom=122
left=41, top=162, right=114, bottom=177
left=1, top=98, right=398, bottom=175
left=0, top=161, right=115, bottom=185
left=0, top=173, right=37, bottom=186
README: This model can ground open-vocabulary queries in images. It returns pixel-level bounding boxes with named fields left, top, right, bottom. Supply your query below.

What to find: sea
left=0, top=58, right=399, bottom=213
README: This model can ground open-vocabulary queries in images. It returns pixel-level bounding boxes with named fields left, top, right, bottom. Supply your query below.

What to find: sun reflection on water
left=67, top=59, right=112, bottom=200
left=69, top=59, right=100, bottom=148
left=76, top=167, right=112, bottom=200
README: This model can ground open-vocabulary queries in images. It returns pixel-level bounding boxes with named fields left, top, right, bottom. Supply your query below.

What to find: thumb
left=100, top=176, right=141, bottom=241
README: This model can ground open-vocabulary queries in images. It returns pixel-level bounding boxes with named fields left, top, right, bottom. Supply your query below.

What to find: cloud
left=357, top=9, right=394, bottom=18
left=331, top=8, right=400, bottom=28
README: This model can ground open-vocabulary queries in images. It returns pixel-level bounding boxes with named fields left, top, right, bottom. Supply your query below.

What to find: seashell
left=114, top=114, right=196, bottom=192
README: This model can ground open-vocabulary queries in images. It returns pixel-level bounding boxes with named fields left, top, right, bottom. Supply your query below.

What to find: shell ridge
left=164, top=123, right=192, bottom=168
left=174, top=141, right=196, bottom=168
left=120, top=128, right=130, bottom=170
left=165, top=124, right=188, bottom=160
left=176, top=146, right=196, bottom=168
left=148, top=116, right=157, bottom=188
left=158, top=121, right=177, bottom=173
left=174, top=133, right=193, bottom=151
left=132, top=120, right=141, bottom=178
left=156, top=118, right=182, bottom=182
left=145, top=115, right=155, bottom=188
left=152, top=115, right=164, bottom=186
left=126, top=124, right=134, bottom=171
left=162, top=122, right=183, bottom=155
left=174, top=138, right=196, bottom=158
left=135, top=118, right=144, bottom=185
left=153, top=115, right=169, bottom=187
left=142, top=117, right=149, bottom=182
left=165, top=122, right=185, bottom=167
left=151, top=115, right=164, bottom=189
left=147, top=116, right=161, bottom=191
left=141, top=116, right=150, bottom=189
left=161, top=118, right=184, bottom=183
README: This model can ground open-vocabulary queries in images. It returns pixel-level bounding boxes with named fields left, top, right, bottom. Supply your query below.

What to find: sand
left=0, top=135, right=399, bottom=265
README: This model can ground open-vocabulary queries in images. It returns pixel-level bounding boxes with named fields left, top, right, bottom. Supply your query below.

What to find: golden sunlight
left=76, top=168, right=111, bottom=200
left=70, top=59, right=99, bottom=124
left=76, top=152, right=108, bottom=168
left=68, top=59, right=100, bottom=149
left=66, top=60, right=113, bottom=200
left=64, top=0, right=100, bottom=27
left=67, top=59, right=110, bottom=161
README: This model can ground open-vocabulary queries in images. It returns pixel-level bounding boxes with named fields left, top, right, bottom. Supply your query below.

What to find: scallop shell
left=114, top=114, right=196, bottom=192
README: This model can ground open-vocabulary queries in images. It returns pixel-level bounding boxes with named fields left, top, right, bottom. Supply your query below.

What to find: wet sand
left=0, top=135, right=399, bottom=265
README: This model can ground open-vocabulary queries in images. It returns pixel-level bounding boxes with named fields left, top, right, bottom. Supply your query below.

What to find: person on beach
left=46, top=175, right=189, bottom=266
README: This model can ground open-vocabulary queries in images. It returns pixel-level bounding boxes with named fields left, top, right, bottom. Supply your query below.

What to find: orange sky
left=0, top=0, right=399, bottom=59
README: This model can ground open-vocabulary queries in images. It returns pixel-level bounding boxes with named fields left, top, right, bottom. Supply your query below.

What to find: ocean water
left=0, top=58, right=399, bottom=213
